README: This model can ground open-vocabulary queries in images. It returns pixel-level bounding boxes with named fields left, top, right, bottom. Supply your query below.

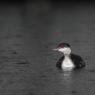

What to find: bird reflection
left=59, top=70, right=73, bottom=92
left=63, top=71, right=72, bottom=83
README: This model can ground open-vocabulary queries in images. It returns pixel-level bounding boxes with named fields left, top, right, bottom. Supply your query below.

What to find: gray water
left=0, top=1, right=95, bottom=95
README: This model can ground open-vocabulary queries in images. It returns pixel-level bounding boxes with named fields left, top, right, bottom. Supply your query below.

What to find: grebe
left=53, top=43, right=85, bottom=71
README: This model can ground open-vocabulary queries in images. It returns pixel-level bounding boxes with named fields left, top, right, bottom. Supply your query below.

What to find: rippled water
left=0, top=1, right=95, bottom=95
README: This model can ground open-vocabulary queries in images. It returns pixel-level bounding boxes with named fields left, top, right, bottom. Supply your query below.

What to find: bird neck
left=63, top=47, right=71, bottom=56
left=64, top=54, right=70, bottom=57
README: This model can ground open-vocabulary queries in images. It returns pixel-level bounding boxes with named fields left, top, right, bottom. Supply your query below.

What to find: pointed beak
left=52, top=48, right=59, bottom=51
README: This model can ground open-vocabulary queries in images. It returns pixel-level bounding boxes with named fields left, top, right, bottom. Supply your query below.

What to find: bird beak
left=52, top=48, right=58, bottom=51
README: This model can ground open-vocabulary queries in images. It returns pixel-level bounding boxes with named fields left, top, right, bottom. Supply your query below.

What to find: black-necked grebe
left=53, top=43, right=85, bottom=71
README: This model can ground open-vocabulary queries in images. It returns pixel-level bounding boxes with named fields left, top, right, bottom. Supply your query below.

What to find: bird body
left=53, top=43, right=86, bottom=71
left=56, top=53, right=85, bottom=70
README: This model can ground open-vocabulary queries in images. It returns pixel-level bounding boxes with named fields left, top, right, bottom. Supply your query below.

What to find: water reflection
left=59, top=70, right=73, bottom=94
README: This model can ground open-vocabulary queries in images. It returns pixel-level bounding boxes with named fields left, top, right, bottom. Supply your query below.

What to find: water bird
left=53, top=43, right=86, bottom=71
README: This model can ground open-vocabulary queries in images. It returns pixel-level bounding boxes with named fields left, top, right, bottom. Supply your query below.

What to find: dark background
left=0, top=0, right=95, bottom=95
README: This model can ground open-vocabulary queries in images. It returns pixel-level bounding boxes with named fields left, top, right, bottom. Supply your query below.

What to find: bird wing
left=71, top=54, right=86, bottom=68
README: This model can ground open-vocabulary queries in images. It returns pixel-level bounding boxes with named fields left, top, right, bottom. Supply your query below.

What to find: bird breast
left=62, top=56, right=75, bottom=71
